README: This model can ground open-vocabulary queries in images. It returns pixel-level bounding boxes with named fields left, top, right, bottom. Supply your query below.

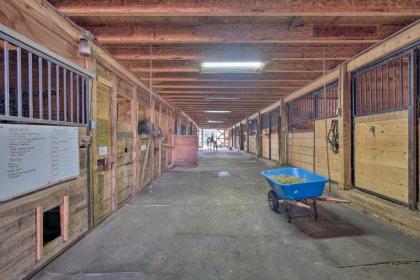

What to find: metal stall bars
left=351, top=42, right=419, bottom=207
left=1, top=28, right=90, bottom=125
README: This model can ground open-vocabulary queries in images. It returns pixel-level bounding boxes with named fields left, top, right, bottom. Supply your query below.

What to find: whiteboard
left=0, top=124, right=80, bottom=201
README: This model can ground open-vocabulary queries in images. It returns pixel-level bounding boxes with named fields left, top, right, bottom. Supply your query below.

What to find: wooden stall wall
left=354, top=112, right=408, bottom=203
left=116, top=78, right=134, bottom=206
left=0, top=2, right=90, bottom=278
left=0, top=1, right=84, bottom=68
left=351, top=49, right=412, bottom=204
left=287, top=132, right=314, bottom=171
left=248, top=119, right=257, bottom=154
left=0, top=127, right=89, bottom=279
left=261, top=113, right=270, bottom=159
left=270, top=108, right=280, bottom=161
left=235, top=126, right=240, bottom=149
left=314, top=118, right=340, bottom=181
left=92, top=63, right=113, bottom=226
left=137, top=91, right=152, bottom=190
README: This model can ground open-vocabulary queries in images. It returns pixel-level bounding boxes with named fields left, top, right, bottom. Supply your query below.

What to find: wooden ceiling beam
left=152, top=81, right=306, bottom=88
left=158, top=89, right=290, bottom=94
left=139, top=72, right=319, bottom=81
left=129, top=60, right=341, bottom=73
left=88, top=24, right=400, bottom=45
left=109, top=45, right=369, bottom=61
left=50, top=0, right=420, bottom=17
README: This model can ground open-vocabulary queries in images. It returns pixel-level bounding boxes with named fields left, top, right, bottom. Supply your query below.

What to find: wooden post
left=158, top=103, right=162, bottom=176
left=257, top=112, right=262, bottom=157
left=110, top=73, right=117, bottom=210
left=338, top=63, right=353, bottom=190
left=131, top=86, right=139, bottom=194
left=280, top=99, right=288, bottom=166
left=60, top=196, right=69, bottom=242
left=246, top=116, right=250, bottom=153
left=268, top=112, right=272, bottom=160
left=88, top=59, right=97, bottom=230
left=278, top=105, right=282, bottom=163
left=35, top=206, right=43, bottom=261
left=150, top=99, right=155, bottom=179
left=408, top=49, right=418, bottom=209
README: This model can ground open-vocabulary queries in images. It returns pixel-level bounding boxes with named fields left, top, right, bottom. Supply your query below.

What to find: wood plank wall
left=262, top=134, right=270, bottom=159
left=354, top=111, right=409, bottom=203
left=0, top=2, right=197, bottom=279
left=116, top=79, right=134, bottom=206
left=249, top=135, right=257, bottom=154
left=0, top=128, right=88, bottom=279
left=287, top=132, right=314, bottom=171
left=314, top=118, right=340, bottom=182
left=271, top=133, right=280, bottom=161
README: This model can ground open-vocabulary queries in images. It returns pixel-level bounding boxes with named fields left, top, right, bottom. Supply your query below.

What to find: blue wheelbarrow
left=261, top=167, right=350, bottom=222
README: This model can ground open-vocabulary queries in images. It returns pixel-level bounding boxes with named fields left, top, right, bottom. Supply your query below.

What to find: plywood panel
left=314, top=118, right=340, bottom=182
left=93, top=84, right=112, bottom=225
left=271, top=133, right=279, bottom=161
left=287, top=131, right=314, bottom=171
left=354, top=111, right=408, bottom=203
left=116, top=100, right=133, bottom=206
left=262, top=134, right=270, bottom=159
left=249, top=135, right=257, bottom=154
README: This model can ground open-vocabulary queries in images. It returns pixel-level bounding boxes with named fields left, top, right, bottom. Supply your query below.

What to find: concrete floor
left=34, top=151, right=420, bottom=280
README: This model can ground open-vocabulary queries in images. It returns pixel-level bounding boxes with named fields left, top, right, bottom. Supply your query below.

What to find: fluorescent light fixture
left=201, top=61, right=265, bottom=73
left=208, top=120, right=224, bottom=123
left=205, top=110, right=231, bottom=113
left=205, top=97, right=239, bottom=100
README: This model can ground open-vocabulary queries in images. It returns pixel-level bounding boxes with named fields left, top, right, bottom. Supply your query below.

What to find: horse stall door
left=116, top=79, right=134, bottom=207
left=270, top=108, right=280, bottom=161
left=94, top=83, right=113, bottom=225
left=261, top=112, right=270, bottom=159
left=352, top=52, right=411, bottom=204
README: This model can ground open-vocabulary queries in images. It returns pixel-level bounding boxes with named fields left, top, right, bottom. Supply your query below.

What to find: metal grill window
left=315, top=82, right=339, bottom=119
left=270, top=108, right=279, bottom=131
left=353, top=53, right=410, bottom=116
left=1, top=37, right=89, bottom=125
left=261, top=112, right=270, bottom=130
left=287, top=92, right=315, bottom=125
left=249, top=119, right=257, bottom=135
left=235, top=125, right=240, bottom=135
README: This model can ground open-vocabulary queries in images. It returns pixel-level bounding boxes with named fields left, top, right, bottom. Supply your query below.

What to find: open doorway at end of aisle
left=201, top=129, right=225, bottom=151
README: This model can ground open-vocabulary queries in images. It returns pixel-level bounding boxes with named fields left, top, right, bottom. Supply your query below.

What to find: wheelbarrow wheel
left=267, top=190, right=280, bottom=213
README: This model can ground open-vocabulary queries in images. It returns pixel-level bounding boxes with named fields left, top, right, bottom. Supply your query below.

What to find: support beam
left=138, top=72, right=320, bottom=82
left=152, top=81, right=305, bottom=88
left=51, top=0, right=420, bottom=17
left=279, top=99, right=287, bottom=165
left=89, top=24, right=399, bottom=45
left=110, top=45, right=369, bottom=61
left=338, top=63, right=352, bottom=190
left=110, top=73, right=117, bottom=210
left=408, top=48, right=418, bottom=209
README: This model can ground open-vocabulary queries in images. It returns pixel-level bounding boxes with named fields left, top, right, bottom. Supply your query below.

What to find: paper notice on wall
left=0, top=124, right=80, bottom=201
left=98, top=146, right=108, bottom=156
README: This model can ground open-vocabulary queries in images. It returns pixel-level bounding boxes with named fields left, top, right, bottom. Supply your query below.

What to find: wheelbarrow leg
left=286, top=205, right=292, bottom=223
left=312, top=200, right=318, bottom=221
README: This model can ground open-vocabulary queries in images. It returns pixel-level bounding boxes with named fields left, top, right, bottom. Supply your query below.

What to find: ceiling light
left=201, top=61, right=265, bottom=73
left=205, top=110, right=231, bottom=113
left=205, top=97, right=239, bottom=100
left=208, top=120, right=224, bottom=123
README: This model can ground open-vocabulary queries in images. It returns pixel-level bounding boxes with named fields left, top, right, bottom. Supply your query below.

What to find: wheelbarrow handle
left=314, top=197, right=351, bottom=203
left=279, top=199, right=312, bottom=210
